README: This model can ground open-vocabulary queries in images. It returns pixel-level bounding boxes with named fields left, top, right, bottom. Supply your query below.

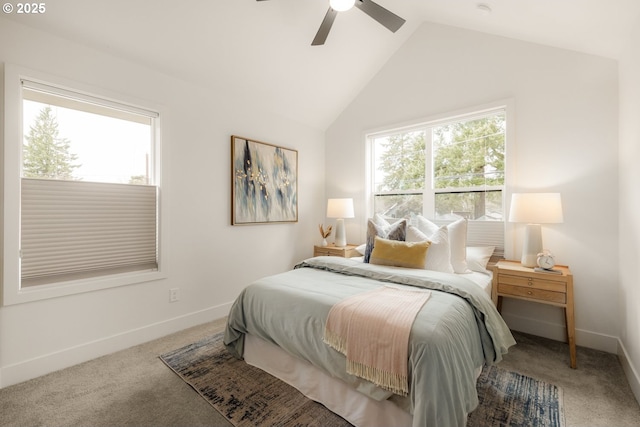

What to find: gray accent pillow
left=364, top=218, right=407, bottom=263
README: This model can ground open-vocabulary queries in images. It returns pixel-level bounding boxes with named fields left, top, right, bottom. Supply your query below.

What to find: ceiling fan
left=257, top=0, right=406, bottom=46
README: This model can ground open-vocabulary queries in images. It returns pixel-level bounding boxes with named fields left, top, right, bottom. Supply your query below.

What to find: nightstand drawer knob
left=527, top=290, right=533, bottom=295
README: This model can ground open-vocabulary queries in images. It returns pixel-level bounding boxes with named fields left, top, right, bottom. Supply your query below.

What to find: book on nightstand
left=534, top=267, right=563, bottom=274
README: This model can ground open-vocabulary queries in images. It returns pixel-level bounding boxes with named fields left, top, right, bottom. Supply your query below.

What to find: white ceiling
left=4, top=0, right=639, bottom=130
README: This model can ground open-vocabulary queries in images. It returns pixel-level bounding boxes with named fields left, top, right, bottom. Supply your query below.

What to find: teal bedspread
left=224, top=257, right=515, bottom=427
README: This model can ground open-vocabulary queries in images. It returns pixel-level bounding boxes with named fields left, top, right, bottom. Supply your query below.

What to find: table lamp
left=326, top=198, right=354, bottom=247
left=508, top=193, right=563, bottom=267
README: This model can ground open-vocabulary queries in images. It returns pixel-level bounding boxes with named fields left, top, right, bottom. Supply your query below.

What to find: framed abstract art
left=231, top=135, right=298, bottom=225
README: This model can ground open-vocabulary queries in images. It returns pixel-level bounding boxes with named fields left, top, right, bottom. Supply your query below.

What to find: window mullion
left=423, top=128, right=434, bottom=218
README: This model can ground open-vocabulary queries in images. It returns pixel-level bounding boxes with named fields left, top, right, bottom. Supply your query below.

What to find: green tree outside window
left=23, top=106, right=80, bottom=180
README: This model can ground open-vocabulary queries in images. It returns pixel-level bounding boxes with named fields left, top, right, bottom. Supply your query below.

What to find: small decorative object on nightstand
left=492, top=259, right=576, bottom=369
left=314, top=243, right=359, bottom=258
left=535, top=250, right=561, bottom=274
left=318, top=224, right=332, bottom=247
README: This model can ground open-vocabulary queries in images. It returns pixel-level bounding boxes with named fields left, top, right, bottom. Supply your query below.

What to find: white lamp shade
left=329, top=0, right=355, bottom=11
left=509, top=193, right=563, bottom=267
left=508, top=193, right=563, bottom=224
left=326, top=198, right=355, bottom=219
left=327, top=198, right=354, bottom=247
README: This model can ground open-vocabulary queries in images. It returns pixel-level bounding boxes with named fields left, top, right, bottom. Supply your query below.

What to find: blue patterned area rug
left=471, top=362, right=565, bottom=427
left=160, top=333, right=564, bottom=427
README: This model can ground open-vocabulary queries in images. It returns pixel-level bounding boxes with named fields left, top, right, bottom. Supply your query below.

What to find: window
left=20, top=80, right=160, bottom=287
left=369, top=107, right=506, bottom=221
left=2, top=65, right=164, bottom=304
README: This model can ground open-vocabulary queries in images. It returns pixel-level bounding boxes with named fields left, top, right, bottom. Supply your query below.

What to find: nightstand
left=313, top=243, right=359, bottom=258
left=492, top=259, right=576, bottom=369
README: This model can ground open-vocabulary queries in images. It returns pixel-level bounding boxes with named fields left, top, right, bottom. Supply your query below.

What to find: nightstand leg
left=565, top=305, right=577, bottom=369
left=496, top=296, right=503, bottom=313
left=566, top=276, right=577, bottom=369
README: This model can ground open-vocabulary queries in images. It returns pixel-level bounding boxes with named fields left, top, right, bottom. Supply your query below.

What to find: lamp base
left=334, top=218, right=347, bottom=247
left=521, top=223, right=542, bottom=267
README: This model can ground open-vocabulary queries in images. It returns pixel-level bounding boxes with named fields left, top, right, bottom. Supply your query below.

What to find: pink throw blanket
left=323, top=285, right=431, bottom=396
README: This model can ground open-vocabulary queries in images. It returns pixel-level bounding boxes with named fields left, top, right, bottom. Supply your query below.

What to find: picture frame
left=231, top=135, right=298, bottom=225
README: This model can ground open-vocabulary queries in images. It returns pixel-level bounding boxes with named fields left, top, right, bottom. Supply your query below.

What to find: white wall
left=0, top=18, right=325, bottom=387
left=326, top=23, right=620, bottom=352
left=618, top=13, right=640, bottom=403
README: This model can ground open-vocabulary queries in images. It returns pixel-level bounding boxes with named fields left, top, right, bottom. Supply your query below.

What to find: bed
left=224, top=216, right=516, bottom=427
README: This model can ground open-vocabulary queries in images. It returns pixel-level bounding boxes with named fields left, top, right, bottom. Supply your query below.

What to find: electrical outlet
left=169, top=288, right=180, bottom=303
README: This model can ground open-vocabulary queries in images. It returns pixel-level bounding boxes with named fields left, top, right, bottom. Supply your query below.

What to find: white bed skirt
left=244, top=333, right=413, bottom=427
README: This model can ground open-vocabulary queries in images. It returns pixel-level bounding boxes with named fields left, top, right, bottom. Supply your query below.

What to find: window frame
left=365, top=101, right=514, bottom=224
left=3, top=64, right=167, bottom=306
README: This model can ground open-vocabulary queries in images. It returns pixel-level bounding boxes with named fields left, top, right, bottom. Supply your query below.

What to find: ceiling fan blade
left=354, top=0, right=405, bottom=33
left=312, top=8, right=338, bottom=46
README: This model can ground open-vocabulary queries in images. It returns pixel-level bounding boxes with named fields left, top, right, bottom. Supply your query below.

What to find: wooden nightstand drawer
left=313, top=244, right=359, bottom=258
left=315, top=248, right=343, bottom=256
left=497, top=283, right=566, bottom=304
left=498, top=273, right=566, bottom=293
left=315, top=248, right=331, bottom=256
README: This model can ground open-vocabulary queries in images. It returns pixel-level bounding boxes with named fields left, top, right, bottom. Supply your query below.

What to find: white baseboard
left=501, top=312, right=619, bottom=353
left=618, top=339, right=640, bottom=405
left=0, top=302, right=232, bottom=389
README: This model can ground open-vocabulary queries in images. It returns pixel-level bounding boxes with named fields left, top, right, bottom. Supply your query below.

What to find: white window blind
left=433, top=219, right=505, bottom=253
left=22, top=80, right=157, bottom=125
left=21, top=178, right=158, bottom=287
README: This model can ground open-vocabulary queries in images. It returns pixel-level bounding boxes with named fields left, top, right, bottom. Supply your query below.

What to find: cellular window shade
left=21, top=178, right=158, bottom=287
left=433, top=219, right=505, bottom=252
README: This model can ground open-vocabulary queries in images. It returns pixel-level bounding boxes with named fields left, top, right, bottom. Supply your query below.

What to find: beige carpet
left=0, top=319, right=638, bottom=426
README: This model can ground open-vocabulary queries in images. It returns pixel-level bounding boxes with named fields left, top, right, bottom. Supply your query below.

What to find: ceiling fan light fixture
left=329, top=0, right=355, bottom=12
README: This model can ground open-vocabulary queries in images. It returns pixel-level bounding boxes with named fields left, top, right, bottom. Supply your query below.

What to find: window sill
left=2, top=269, right=167, bottom=306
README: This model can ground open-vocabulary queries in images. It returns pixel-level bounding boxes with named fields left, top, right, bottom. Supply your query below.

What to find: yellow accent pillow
left=369, top=236, right=431, bottom=269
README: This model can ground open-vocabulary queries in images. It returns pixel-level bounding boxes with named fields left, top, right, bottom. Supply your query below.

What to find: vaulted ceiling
left=3, top=0, right=639, bottom=130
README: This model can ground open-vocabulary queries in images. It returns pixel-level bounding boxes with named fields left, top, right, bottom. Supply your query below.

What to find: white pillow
left=447, top=218, right=470, bottom=273
left=406, top=225, right=454, bottom=273
left=411, top=214, right=439, bottom=235
left=466, top=246, right=496, bottom=274
left=411, top=215, right=469, bottom=273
